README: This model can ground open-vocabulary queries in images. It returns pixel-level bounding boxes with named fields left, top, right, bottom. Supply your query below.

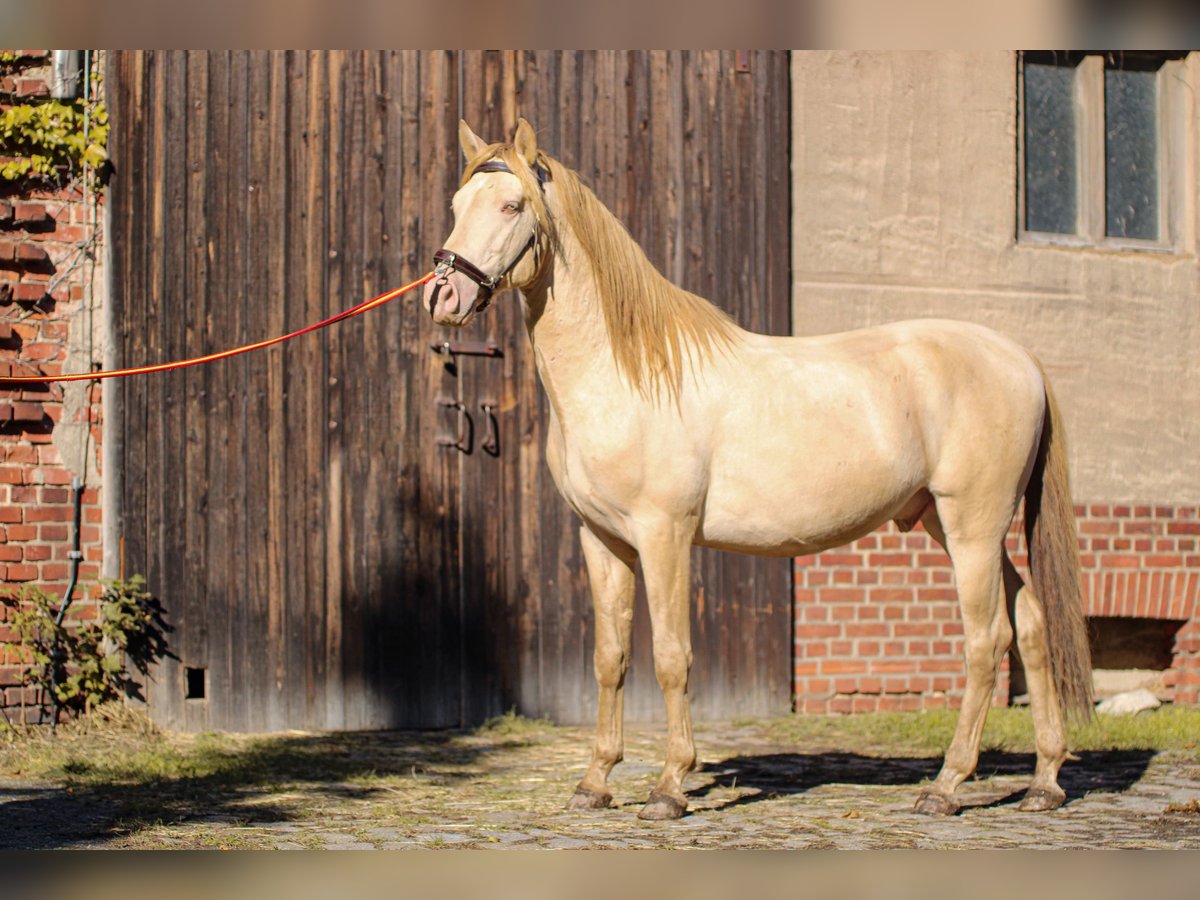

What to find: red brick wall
left=0, top=50, right=105, bottom=723
left=794, top=504, right=1200, bottom=713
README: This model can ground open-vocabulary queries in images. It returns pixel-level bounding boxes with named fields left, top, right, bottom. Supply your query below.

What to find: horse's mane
left=463, top=143, right=739, bottom=400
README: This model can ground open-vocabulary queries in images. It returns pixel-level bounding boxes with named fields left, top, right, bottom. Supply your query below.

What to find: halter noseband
left=431, top=158, right=549, bottom=313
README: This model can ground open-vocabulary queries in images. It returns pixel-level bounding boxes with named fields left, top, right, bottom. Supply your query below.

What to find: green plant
left=1, top=52, right=108, bottom=187
left=1, top=576, right=171, bottom=725
left=0, top=99, right=109, bottom=184
left=475, top=707, right=555, bottom=738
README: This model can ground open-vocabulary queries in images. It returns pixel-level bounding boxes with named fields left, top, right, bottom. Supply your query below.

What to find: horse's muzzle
left=424, top=269, right=487, bottom=327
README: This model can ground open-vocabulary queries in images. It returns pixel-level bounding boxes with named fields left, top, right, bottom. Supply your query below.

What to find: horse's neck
left=520, top=230, right=621, bottom=410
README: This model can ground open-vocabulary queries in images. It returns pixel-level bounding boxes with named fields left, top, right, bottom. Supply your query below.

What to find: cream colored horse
left=425, top=119, right=1092, bottom=821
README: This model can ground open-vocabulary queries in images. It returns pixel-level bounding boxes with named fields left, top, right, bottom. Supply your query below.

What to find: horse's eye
left=501, top=201, right=520, bottom=214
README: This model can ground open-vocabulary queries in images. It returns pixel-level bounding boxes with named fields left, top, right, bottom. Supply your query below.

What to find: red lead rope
left=0, top=271, right=436, bottom=384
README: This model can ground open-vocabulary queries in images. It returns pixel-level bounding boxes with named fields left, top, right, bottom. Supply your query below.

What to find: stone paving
left=2, top=722, right=1199, bottom=849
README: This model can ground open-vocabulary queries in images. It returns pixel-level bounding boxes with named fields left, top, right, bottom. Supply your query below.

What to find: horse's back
left=739, top=318, right=1044, bottom=438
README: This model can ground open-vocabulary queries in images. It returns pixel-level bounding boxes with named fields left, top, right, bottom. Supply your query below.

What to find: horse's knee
left=593, top=645, right=627, bottom=689
left=652, top=642, right=692, bottom=691
left=963, top=624, right=1011, bottom=680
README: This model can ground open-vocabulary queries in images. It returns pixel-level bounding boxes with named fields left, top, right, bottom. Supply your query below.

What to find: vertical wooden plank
left=242, top=49, right=280, bottom=732
left=280, top=49, right=324, bottom=729
left=327, top=49, right=367, bottom=730
left=118, top=50, right=146, bottom=714
left=280, top=50, right=310, bottom=727
left=138, top=49, right=164, bottom=723
left=362, top=48, right=418, bottom=729
left=178, top=50, right=212, bottom=733
left=262, top=50, right=290, bottom=732
left=198, top=50, right=233, bottom=729
left=156, top=51, right=192, bottom=728
left=354, top=48, right=381, bottom=729
left=322, top=49, right=347, bottom=731
left=413, top=47, right=449, bottom=725
left=386, top=48, right=427, bottom=727
left=115, top=51, right=157, bottom=720
left=225, top=50, right=252, bottom=732
left=304, top=50, right=331, bottom=730
left=421, top=49, right=465, bottom=726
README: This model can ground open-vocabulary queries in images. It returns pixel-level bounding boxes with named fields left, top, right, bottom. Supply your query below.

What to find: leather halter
left=431, top=157, right=549, bottom=313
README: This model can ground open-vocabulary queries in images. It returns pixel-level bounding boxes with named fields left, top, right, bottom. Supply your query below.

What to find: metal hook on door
left=479, top=402, right=500, bottom=457
left=436, top=399, right=473, bottom=453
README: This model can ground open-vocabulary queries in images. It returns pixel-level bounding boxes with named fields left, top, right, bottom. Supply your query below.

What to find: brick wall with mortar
left=794, top=505, right=1200, bottom=713
left=0, top=50, right=105, bottom=724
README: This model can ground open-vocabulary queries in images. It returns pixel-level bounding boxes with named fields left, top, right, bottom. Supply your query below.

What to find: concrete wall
left=791, top=51, right=1199, bottom=506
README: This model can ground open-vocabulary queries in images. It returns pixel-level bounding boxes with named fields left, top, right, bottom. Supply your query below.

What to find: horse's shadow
left=688, top=749, right=1156, bottom=814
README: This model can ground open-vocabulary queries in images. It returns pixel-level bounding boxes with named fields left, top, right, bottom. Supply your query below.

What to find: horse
left=424, top=118, right=1092, bottom=821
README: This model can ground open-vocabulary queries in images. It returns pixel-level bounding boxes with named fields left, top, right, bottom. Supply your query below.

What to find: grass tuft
left=474, top=708, right=556, bottom=739
left=763, top=705, right=1200, bottom=758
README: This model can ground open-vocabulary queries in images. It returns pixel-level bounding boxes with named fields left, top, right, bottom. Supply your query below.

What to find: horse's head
left=425, top=118, right=552, bottom=327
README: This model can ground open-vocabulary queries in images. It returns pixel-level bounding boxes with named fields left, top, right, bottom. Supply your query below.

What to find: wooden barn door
left=108, top=51, right=791, bottom=731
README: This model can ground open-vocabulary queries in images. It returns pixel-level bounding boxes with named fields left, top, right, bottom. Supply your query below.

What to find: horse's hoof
left=913, top=790, right=959, bottom=816
left=566, top=787, right=613, bottom=810
left=1018, top=786, right=1066, bottom=812
left=637, top=791, right=687, bottom=820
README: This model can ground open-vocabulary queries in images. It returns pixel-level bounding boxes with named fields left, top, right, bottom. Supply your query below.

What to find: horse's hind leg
left=568, top=525, right=637, bottom=810
left=1004, top=555, right=1069, bottom=811
left=915, top=505, right=1013, bottom=815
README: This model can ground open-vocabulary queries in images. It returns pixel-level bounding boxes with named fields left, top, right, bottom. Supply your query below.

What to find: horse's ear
left=513, top=118, right=538, bottom=166
left=459, top=120, right=488, bottom=160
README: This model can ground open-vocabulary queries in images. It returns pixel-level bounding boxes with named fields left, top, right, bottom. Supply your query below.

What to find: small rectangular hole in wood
left=185, top=667, right=206, bottom=700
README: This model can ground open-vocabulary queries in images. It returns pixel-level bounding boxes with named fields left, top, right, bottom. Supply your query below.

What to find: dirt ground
left=3, top=716, right=1199, bottom=850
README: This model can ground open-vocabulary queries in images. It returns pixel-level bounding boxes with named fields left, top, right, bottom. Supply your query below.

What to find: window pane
left=1023, top=57, right=1078, bottom=235
left=1105, top=63, right=1159, bottom=240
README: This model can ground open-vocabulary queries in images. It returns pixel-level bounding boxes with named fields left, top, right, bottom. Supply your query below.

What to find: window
left=1019, top=51, right=1185, bottom=248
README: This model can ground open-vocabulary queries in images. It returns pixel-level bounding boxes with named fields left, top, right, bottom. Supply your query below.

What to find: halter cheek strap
left=431, top=156, right=549, bottom=311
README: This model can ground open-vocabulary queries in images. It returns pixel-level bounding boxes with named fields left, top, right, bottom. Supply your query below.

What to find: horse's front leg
left=636, top=517, right=697, bottom=820
left=567, top=525, right=637, bottom=810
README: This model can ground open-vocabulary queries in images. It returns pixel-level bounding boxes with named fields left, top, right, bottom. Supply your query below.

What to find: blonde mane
left=465, top=144, right=740, bottom=400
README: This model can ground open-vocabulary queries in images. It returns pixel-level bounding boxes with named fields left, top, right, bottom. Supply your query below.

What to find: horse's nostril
left=429, top=280, right=447, bottom=315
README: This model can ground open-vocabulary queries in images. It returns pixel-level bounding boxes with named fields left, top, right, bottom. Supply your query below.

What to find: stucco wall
left=791, top=51, right=1200, bottom=505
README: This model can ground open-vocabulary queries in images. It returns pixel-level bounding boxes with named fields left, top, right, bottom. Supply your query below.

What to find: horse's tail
left=1023, top=365, right=1093, bottom=719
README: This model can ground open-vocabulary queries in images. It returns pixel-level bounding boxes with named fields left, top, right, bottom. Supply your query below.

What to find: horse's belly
left=695, top=459, right=926, bottom=557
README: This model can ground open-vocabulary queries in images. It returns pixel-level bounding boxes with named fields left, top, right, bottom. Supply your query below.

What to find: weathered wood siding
left=108, top=50, right=791, bottom=730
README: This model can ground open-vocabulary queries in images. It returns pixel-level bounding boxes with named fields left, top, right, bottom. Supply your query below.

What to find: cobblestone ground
left=3, top=721, right=1199, bottom=849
